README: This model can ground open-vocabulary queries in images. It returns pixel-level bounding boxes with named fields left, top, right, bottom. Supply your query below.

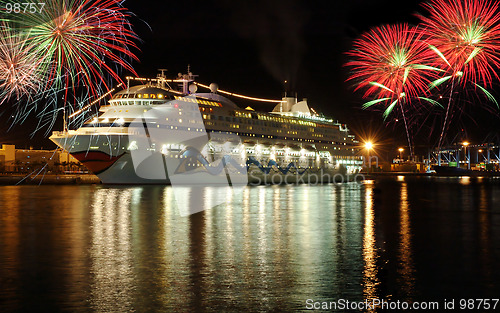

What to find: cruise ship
left=50, top=70, right=363, bottom=184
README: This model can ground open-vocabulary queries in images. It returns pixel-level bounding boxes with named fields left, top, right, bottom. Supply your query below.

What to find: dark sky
left=2, top=0, right=499, bottom=152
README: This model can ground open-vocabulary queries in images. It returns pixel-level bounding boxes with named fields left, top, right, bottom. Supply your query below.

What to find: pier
left=432, top=143, right=500, bottom=170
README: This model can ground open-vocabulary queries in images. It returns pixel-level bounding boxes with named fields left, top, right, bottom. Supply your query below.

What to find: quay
left=0, top=173, right=101, bottom=185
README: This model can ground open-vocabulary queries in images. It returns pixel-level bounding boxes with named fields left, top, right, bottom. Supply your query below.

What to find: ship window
left=137, top=94, right=142, bottom=98
left=143, top=94, right=149, bottom=99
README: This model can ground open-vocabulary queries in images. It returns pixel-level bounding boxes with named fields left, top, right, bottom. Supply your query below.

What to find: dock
left=0, top=174, right=101, bottom=185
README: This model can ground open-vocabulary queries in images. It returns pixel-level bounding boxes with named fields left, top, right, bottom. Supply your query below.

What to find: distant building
left=0, top=144, right=15, bottom=163
left=0, top=144, right=84, bottom=173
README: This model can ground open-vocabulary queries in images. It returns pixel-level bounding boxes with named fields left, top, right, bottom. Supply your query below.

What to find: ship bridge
left=109, top=86, right=176, bottom=105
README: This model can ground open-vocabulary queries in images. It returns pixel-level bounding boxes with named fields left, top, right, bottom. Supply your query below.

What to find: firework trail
left=418, top=0, right=500, bottom=148
left=0, top=0, right=139, bottom=132
left=346, top=24, right=441, bottom=156
left=10, top=85, right=93, bottom=136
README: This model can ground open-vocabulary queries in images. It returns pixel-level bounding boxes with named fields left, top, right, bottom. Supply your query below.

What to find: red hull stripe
left=71, top=151, right=126, bottom=174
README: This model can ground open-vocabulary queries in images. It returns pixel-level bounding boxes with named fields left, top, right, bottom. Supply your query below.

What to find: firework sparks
left=0, top=22, right=42, bottom=104
left=4, top=0, right=140, bottom=96
left=0, top=0, right=140, bottom=133
left=418, top=0, right=500, bottom=147
left=346, top=24, right=440, bottom=116
left=419, top=0, right=500, bottom=88
left=346, top=24, right=441, bottom=155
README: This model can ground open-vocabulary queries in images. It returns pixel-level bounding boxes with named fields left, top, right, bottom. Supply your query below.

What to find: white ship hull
left=50, top=132, right=351, bottom=185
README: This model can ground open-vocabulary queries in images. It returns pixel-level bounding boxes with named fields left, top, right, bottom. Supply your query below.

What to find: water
left=1, top=177, right=499, bottom=312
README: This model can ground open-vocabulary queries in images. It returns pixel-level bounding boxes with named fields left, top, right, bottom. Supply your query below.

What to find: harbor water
left=0, top=176, right=499, bottom=311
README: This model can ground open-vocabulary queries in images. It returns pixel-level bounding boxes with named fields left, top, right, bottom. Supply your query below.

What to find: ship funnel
left=272, top=96, right=296, bottom=113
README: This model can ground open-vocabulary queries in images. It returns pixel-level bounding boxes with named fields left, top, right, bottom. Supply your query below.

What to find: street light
left=365, top=141, right=373, bottom=173
left=463, top=141, right=470, bottom=169
left=398, top=147, right=404, bottom=161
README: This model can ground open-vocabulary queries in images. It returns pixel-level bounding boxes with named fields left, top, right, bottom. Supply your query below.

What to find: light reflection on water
left=362, top=182, right=379, bottom=305
left=89, top=189, right=134, bottom=312
left=1, top=177, right=500, bottom=311
left=398, top=183, right=415, bottom=300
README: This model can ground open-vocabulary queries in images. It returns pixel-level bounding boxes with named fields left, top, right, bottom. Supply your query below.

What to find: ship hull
left=50, top=133, right=350, bottom=185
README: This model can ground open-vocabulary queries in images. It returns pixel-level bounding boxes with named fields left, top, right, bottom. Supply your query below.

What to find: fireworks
left=0, top=0, right=139, bottom=132
left=417, top=0, right=500, bottom=147
left=346, top=24, right=439, bottom=117
left=346, top=24, right=441, bottom=155
left=5, top=0, right=139, bottom=96
left=346, top=0, right=500, bottom=149
left=419, top=0, right=500, bottom=88
left=0, top=22, right=42, bottom=104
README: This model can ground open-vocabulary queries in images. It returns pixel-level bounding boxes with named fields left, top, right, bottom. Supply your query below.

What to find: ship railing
left=78, top=128, right=140, bottom=135
left=53, top=128, right=135, bottom=136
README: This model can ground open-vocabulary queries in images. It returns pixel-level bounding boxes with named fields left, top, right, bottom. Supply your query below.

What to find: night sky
left=2, top=0, right=499, bottom=156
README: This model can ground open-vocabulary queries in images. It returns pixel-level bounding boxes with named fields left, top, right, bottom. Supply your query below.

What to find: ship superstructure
left=50, top=70, right=362, bottom=184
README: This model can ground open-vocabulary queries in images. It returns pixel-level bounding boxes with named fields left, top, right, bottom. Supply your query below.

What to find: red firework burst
left=418, top=0, right=500, bottom=87
left=346, top=24, right=441, bottom=156
left=346, top=24, right=439, bottom=116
